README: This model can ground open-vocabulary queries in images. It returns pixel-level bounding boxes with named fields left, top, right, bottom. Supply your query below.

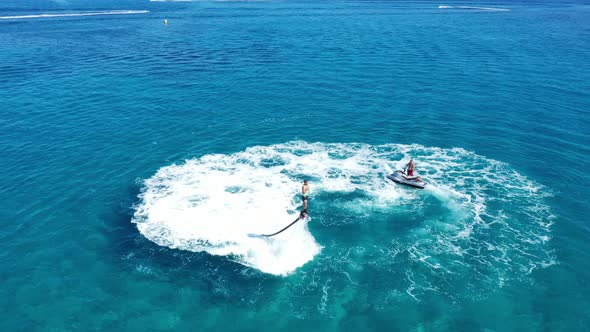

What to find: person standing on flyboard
left=301, top=180, right=310, bottom=216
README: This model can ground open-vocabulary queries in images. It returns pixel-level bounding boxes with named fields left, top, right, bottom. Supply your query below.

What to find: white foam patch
left=132, top=141, right=554, bottom=280
left=438, top=5, right=510, bottom=12
left=0, top=10, right=149, bottom=20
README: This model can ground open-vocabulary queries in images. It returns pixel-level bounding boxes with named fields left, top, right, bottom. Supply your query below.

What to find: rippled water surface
left=1, top=1, right=589, bottom=331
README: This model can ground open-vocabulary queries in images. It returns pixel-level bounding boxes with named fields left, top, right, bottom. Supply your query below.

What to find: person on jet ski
left=403, top=159, right=422, bottom=181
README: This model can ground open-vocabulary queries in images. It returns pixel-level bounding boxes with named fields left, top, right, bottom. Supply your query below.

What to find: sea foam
left=133, top=141, right=554, bottom=282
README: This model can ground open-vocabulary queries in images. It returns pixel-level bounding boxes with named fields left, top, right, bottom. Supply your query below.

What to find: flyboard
left=249, top=211, right=309, bottom=238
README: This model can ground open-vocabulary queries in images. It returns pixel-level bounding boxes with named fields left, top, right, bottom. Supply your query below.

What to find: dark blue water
left=1, top=1, right=589, bottom=330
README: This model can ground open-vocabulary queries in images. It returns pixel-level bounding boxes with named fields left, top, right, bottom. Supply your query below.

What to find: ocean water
left=1, top=0, right=589, bottom=331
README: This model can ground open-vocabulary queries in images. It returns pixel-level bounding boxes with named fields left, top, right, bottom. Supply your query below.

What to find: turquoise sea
left=1, top=0, right=589, bottom=330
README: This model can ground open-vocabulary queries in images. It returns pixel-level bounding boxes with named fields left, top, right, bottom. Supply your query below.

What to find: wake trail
left=0, top=10, right=150, bottom=20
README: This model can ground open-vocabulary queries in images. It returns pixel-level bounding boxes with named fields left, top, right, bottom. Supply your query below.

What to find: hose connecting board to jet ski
left=261, top=212, right=308, bottom=237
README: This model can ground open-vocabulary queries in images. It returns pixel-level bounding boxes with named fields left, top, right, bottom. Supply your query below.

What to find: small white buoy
left=164, top=19, right=168, bottom=26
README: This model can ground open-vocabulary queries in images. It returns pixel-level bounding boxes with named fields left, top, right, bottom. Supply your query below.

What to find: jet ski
left=387, top=170, right=427, bottom=189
